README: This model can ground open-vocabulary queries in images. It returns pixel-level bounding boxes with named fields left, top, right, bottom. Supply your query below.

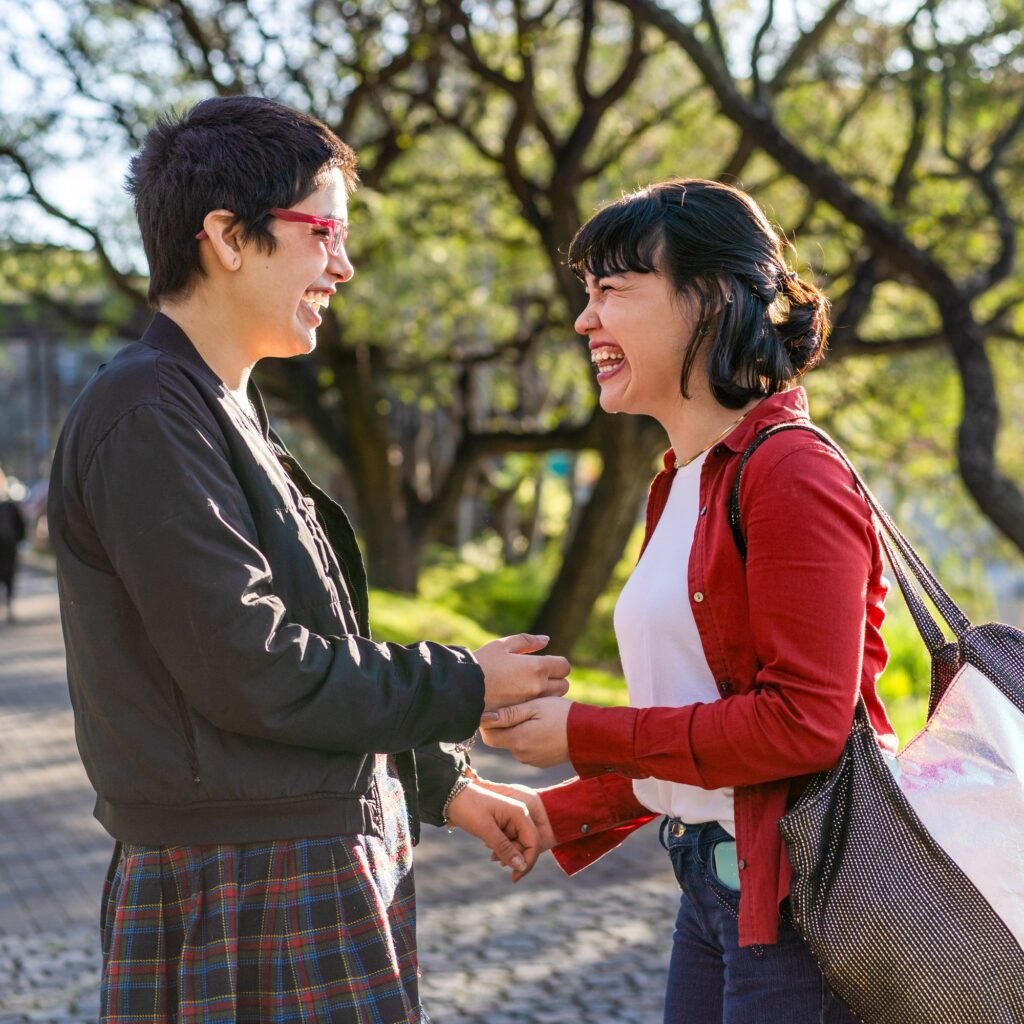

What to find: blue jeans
left=662, top=819, right=855, bottom=1024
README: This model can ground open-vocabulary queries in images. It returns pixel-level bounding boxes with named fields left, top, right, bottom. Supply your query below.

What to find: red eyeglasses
left=195, top=209, right=348, bottom=255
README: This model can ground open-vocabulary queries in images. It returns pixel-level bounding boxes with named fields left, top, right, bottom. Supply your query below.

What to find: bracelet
left=452, top=730, right=478, bottom=754
left=442, top=775, right=473, bottom=831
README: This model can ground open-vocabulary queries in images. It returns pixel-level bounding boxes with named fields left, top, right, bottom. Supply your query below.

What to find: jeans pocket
left=702, top=842, right=741, bottom=924
left=707, top=839, right=740, bottom=892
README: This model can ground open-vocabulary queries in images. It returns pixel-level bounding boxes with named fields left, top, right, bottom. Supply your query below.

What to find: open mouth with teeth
left=301, top=290, right=331, bottom=321
left=590, top=345, right=626, bottom=380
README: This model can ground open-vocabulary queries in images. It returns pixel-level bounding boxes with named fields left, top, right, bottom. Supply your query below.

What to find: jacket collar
left=140, top=312, right=223, bottom=384
left=661, top=387, right=811, bottom=472
left=139, top=312, right=271, bottom=437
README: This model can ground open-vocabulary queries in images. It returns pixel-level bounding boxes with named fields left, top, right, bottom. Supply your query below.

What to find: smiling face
left=234, top=167, right=354, bottom=361
left=577, top=269, right=699, bottom=421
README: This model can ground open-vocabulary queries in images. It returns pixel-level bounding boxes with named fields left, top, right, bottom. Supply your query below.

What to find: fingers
left=500, top=632, right=551, bottom=655
left=490, top=848, right=537, bottom=882
left=537, top=673, right=571, bottom=698
left=475, top=635, right=572, bottom=711
left=479, top=696, right=572, bottom=768
left=476, top=802, right=539, bottom=878
left=501, top=636, right=572, bottom=690
left=536, top=653, right=571, bottom=681
left=479, top=701, right=536, bottom=731
left=479, top=782, right=556, bottom=857
left=489, top=829, right=530, bottom=875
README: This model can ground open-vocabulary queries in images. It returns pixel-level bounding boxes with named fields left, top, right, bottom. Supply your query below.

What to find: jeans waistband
left=659, top=817, right=734, bottom=851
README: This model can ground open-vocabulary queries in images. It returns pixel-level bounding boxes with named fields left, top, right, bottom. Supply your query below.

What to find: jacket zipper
left=172, top=687, right=202, bottom=784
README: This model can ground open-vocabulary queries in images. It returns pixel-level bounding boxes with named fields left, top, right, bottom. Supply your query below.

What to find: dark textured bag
left=730, top=422, right=1024, bottom=1024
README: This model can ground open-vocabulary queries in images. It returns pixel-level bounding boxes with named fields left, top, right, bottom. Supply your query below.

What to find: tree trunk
left=941, top=299, right=1024, bottom=551
left=334, top=351, right=422, bottom=592
left=531, top=411, right=665, bottom=656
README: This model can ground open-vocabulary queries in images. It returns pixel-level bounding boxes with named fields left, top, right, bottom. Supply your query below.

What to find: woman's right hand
left=472, top=634, right=571, bottom=711
left=473, top=778, right=555, bottom=878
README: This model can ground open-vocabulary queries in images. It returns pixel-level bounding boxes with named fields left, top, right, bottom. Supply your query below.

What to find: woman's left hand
left=479, top=696, right=573, bottom=768
left=445, top=782, right=540, bottom=881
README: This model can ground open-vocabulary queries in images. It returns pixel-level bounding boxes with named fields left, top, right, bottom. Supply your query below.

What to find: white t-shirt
left=613, top=452, right=735, bottom=837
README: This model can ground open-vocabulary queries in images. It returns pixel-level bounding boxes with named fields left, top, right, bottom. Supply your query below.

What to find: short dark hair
left=567, top=178, right=830, bottom=408
left=125, top=96, right=358, bottom=306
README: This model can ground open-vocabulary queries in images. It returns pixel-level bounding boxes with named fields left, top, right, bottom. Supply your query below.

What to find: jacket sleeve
left=80, top=400, right=485, bottom=754
left=567, top=442, right=876, bottom=787
left=414, top=742, right=471, bottom=827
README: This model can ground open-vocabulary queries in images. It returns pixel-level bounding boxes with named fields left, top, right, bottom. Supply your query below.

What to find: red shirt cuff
left=567, top=702, right=645, bottom=778
left=539, top=774, right=657, bottom=876
left=539, top=773, right=650, bottom=845
left=550, top=820, right=654, bottom=875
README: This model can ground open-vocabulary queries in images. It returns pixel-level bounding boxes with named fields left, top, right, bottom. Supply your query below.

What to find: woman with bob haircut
left=479, top=178, right=897, bottom=1022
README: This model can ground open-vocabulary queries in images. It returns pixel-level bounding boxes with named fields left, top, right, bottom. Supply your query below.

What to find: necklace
left=674, top=410, right=751, bottom=470
left=229, top=387, right=262, bottom=433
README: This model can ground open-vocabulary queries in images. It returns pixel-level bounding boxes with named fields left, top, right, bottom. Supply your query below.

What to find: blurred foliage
left=875, top=598, right=932, bottom=744
left=367, top=586, right=493, bottom=648
left=809, top=340, right=1024, bottom=611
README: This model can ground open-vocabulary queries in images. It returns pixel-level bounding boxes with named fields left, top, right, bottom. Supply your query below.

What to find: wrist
left=441, top=775, right=473, bottom=829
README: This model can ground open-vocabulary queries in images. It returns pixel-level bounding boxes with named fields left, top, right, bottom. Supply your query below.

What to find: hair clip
left=658, top=185, right=687, bottom=208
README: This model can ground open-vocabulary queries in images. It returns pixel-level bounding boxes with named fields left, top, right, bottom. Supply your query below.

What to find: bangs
left=567, top=195, right=665, bottom=280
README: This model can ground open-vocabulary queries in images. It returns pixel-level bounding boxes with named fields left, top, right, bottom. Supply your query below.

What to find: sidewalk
left=0, top=567, right=673, bottom=1023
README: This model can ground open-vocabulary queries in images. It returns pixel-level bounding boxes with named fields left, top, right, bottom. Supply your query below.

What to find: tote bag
left=730, top=422, right=1024, bottom=1024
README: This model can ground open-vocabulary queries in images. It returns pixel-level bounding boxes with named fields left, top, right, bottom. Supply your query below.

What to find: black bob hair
left=567, top=179, right=830, bottom=408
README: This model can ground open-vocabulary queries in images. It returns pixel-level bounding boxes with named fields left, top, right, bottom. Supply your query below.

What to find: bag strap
left=728, top=422, right=972, bottom=665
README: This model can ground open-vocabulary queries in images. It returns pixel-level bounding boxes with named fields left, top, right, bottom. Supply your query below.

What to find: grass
left=367, top=588, right=493, bottom=649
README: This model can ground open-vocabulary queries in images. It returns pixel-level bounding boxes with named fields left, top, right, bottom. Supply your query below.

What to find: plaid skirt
left=99, top=759, right=427, bottom=1023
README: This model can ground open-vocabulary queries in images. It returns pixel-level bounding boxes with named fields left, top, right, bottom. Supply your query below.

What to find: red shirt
left=539, top=387, right=895, bottom=947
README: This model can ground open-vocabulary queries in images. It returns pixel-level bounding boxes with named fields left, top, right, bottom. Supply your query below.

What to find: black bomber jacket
left=48, top=313, right=484, bottom=845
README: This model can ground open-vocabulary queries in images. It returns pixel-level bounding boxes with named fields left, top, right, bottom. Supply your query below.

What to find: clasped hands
left=444, top=632, right=575, bottom=881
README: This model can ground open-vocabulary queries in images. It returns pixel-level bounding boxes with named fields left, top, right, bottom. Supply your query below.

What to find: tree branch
left=749, top=0, right=775, bottom=101
left=620, top=0, right=1024, bottom=553
left=559, top=11, right=647, bottom=176
left=699, top=0, right=728, bottom=70
left=772, top=0, right=850, bottom=89
left=961, top=100, right=1024, bottom=299
left=0, top=146, right=149, bottom=311
left=574, top=0, right=596, bottom=104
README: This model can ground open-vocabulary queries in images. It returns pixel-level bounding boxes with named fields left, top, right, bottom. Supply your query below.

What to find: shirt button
left=738, top=859, right=747, bottom=870
left=693, top=592, right=705, bottom=603
left=718, top=681, right=731, bottom=693
left=699, top=506, right=707, bottom=516
left=580, top=823, right=590, bottom=834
